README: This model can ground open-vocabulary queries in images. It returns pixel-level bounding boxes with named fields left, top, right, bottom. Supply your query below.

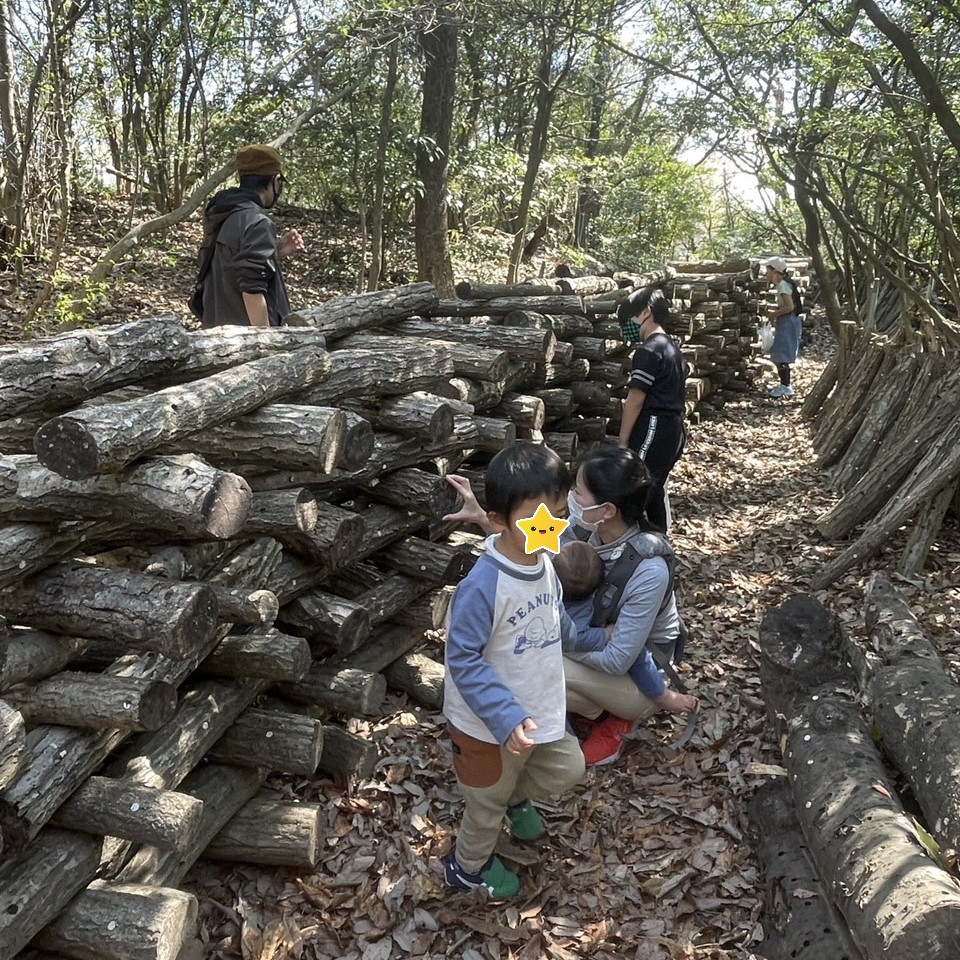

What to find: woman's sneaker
left=769, top=384, right=794, bottom=397
left=442, top=852, right=520, bottom=898
left=506, top=800, right=544, bottom=841
left=582, top=715, right=635, bottom=766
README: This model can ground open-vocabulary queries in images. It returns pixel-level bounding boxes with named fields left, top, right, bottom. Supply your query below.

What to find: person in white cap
left=761, top=256, right=803, bottom=397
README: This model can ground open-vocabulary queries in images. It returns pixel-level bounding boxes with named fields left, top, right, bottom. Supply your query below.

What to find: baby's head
left=554, top=540, right=604, bottom=600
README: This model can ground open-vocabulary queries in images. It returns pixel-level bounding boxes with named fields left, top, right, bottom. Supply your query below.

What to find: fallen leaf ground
left=6, top=203, right=960, bottom=960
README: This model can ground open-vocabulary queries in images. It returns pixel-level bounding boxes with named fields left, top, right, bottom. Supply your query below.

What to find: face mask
left=567, top=492, right=605, bottom=531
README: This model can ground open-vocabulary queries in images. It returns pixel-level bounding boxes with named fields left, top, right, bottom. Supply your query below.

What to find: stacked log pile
left=801, top=321, right=960, bottom=586
left=755, top=577, right=960, bottom=960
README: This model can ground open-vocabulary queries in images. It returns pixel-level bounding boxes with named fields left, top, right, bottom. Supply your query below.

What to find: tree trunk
left=414, top=16, right=457, bottom=297
left=50, top=777, right=203, bottom=851
left=35, top=346, right=330, bottom=480
left=203, top=792, right=323, bottom=868
left=1, top=454, right=252, bottom=539
left=367, top=41, right=398, bottom=291
left=555, top=276, right=617, bottom=296
left=326, top=564, right=427, bottom=626
left=0, top=315, right=190, bottom=420
left=4, top=672, right=176, bottom=732
left=207, top=707, right=324, bottom=776
left=0, top=562, right=219, bottom=660
left=899, top=480, right=957, bottom=576
left=200, top=628, right=311, bottom=684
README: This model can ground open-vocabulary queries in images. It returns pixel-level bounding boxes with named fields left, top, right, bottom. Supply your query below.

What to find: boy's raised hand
left=505, top=718, right=537, bottom=755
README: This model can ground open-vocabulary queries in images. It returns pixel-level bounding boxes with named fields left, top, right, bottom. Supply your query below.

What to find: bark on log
left=801, top=353, right=839, bottom=421
left=428, top=296, right=585, bottom=317
left=201, top=628, right=311, bottom=683
left=207, top=707, right=324, bottom=776
left=208, top=585, right=278, bottom=626
left=50, top=777, right=204, bottom=851
left=278, top=590, right=371, bottom=654
left=360, top=466, right=461, bottom=518
left=0, top=519, right=105, bottom=590
left=337, top=410, right=377, bottom=470
left=551, top=416, right=608, bottom=442
left=390, top=586, right=453, bottom=633
left=0, top=315, right=190, bottom=420
left=472, top=415, right=517, bottom=452
left=319, top=724, right=379, bottom=782
left=385, top=653, right=444, bottom=709
left=491, top=393, right=545, bottom=429
left=0, top=454, right=252, bottom=539
left=389, top=319, right=557, bottom=363
left=146, top=325, right=328, bottom=385
left=116, top=763, right=266, bottom=888
left=555, top=275, right=618, bottom=296
left=899, top=480, right=957, bottom=576
left=327, top=564, right=426, bottom=626
left=297, top=345, right=456, bottom=405
left=341, top=393, right=455, bottom=443
left=34, top=881, right=198, bottom=960
left=270, top=500, right=367, bottom=565
left=285, top=281, right=439, bottom=337
left=203, top=793, right=323, bottom=868
left=163, top=404, right=348, bottom=475
left=240, top=488, right=317, bottom=535
left=528, top=358, right=591, bottom=388
left=0, top=563, right=219, bottom=660
left=35, top=346, right=330, bottom=480
left=278, top=665, right=388, bottom=715
left=543, top=431, right=579, bottom=462
left=0, top=829, right=102, bottom=958
left=454, top=281, right=561, bottom=298
left=377, top=535, right=477, bottom=584
left=339, top=332, right=510, bottom=381
left=0, top=456, right=16, bottom=494
left=344, top=623, right=434, bottom=676
left=0, top=628, right=88, bottom=692
left=0, top=699, right=25, bottom=791
left=533, top=388, right=577, bottom=418
left=4, top=672, right=177, bottom=732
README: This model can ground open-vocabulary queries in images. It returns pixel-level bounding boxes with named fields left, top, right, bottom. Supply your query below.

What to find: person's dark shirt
left=628, top=332, right=686, bottom=415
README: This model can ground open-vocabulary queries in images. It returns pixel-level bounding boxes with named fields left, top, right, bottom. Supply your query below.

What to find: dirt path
left=186, top=339, right=897, bottom=960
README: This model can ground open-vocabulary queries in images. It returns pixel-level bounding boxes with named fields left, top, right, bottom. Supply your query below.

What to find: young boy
left=442, top=442, right=586, bottom=899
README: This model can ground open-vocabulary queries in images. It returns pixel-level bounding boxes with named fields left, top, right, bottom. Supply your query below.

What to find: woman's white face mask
left=567, top=491, right=607, bottom=531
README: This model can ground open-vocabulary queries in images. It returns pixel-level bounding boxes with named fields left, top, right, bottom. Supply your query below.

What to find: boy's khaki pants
left=449, top=725, right=585, bottom=874
left=563, top=658, right=659, bottom=722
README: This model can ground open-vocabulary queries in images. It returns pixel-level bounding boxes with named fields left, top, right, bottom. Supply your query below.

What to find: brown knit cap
left=235, top=144, right=283, bottom=176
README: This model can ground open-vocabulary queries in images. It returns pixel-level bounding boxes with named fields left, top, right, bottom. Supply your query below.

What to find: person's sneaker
left=442, top=852, right=520, bottom=898
left=506, top=800, right=544, bottom=841
left=567, top=712, right=597, bottom=741
left=582, top=715, right=635, bottom=766
left=768, top=384, right=787, bottom=397
left=781, top=384, right=795, bottom=396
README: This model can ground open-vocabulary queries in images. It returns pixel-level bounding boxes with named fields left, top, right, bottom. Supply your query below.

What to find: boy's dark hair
left=239, top=173, right=277, bottom=192
left=579, top=447, right=653, bottom=527
left=484, top=441, right=570, bottom=519
left=617, top=286, right=670, bottom=325
left=554, top=541, right=604, bottom=600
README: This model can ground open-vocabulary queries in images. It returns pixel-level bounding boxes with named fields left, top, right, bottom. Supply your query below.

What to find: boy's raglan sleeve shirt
left=445, top=572, right=530, bottom=746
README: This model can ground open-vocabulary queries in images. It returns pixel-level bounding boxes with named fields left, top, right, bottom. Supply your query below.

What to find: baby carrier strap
left=589, top=532, right=675, bottom=629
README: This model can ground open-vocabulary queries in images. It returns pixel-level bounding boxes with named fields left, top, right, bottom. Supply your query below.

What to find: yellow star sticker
left=516, top=502, right=569, bottom=555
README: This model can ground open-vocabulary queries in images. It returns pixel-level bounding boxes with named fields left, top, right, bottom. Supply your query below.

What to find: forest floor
left=4, top=199, right=960, bottom=960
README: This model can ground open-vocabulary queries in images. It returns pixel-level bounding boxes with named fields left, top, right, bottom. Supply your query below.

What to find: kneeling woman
left=563, top=447, right=696, bottom=765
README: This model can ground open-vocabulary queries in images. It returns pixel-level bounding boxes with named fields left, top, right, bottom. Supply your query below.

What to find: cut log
left=385, top=653, right=444, bottom=709
left=0, top=562, right=219, bottom=660
left=528, top=358, right=591, bottom=388
left=428, top=296, right=585, bottom=317
left=550, top=416, right=608, bottom=442
left=319, top=723, right=379, bottom=782
left=326, top=564, right=427, bottom=626
left=0, top=315, right=190, bottom=420
left=208, top=585, right=278, bottom=626
left=0, top=829, right=102, bottom=958
left=268, top=500, right=366, bottom=565
left=377, top=535, right=477, bottom=584
left=543, top=431, right=579, bottom=462
left=360, top=466, right=461, bottom=518
left=240, top=488, right=317, bottom=535
left=899, top=480, right=957, bottom=576
left=390, top=586, right=454, bottom=633
left=472, top=415, right=517, bottom=452
left=0, top=519, right=107, bottom=590
left=0, top=454, right=252, bottom=539
left=34, top=881, right=198, bottom=960
left=278, top=665, right=388, bottom=715
left=278, top=590, right=371, bottom=655
left=285, top=281, right=438, bottom=337
left=3, top=672, right=176, bottom=732
left=200, top=628, right=311, bottom=683
left=454, top=281, right=561, bottom=298
left=163, top=404, right=348, bottom=475
left=339, top=332, right=510, bottom=381
left=296, top=345, right=455, bottom=405
left=0, top=699, right=25, bottom=791
left=34, top=346, right=330, bottom=480
left=342, top=392, right=455, bottom=443
left=0, top=455, right=16, bottom=494
left=388, top=319, right=557, bottom=363
left=115, top=763, right=265, bottom=887
left=203, top=792, right=323, bottom=868
left=50, top=777, right=204, bottom=851
left=555, top=275, right=618, bottom=296
left=207, top=707, right=324, bottom=776
left=491, top=393, right=545, bottom=429
left=0, top=628, right=89, bottom=692
left=344, top=623, right=434, bottom=675
left=337, top=410, right=377, bottom=470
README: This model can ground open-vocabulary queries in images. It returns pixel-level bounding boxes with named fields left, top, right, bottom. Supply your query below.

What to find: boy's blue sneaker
left=506, top=800, right=545, bottom=841
left=442, top=852, right=520, bottom=899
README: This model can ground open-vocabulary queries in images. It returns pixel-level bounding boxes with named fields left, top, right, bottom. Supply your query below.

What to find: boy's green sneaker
left=443, top=852, right=520, bottom=898
left=506, top=800, right=545, bottom=841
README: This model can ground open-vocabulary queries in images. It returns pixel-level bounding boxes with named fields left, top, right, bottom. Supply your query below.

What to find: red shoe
left=581, top=715, right=634, bottom=766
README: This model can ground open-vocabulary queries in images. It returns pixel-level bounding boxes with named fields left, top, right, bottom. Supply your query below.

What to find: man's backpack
left=783, top=274, right=805, bottom=316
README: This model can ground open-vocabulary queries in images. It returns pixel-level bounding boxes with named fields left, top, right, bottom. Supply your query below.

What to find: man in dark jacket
left=195, top=144, right=304, bottom=328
